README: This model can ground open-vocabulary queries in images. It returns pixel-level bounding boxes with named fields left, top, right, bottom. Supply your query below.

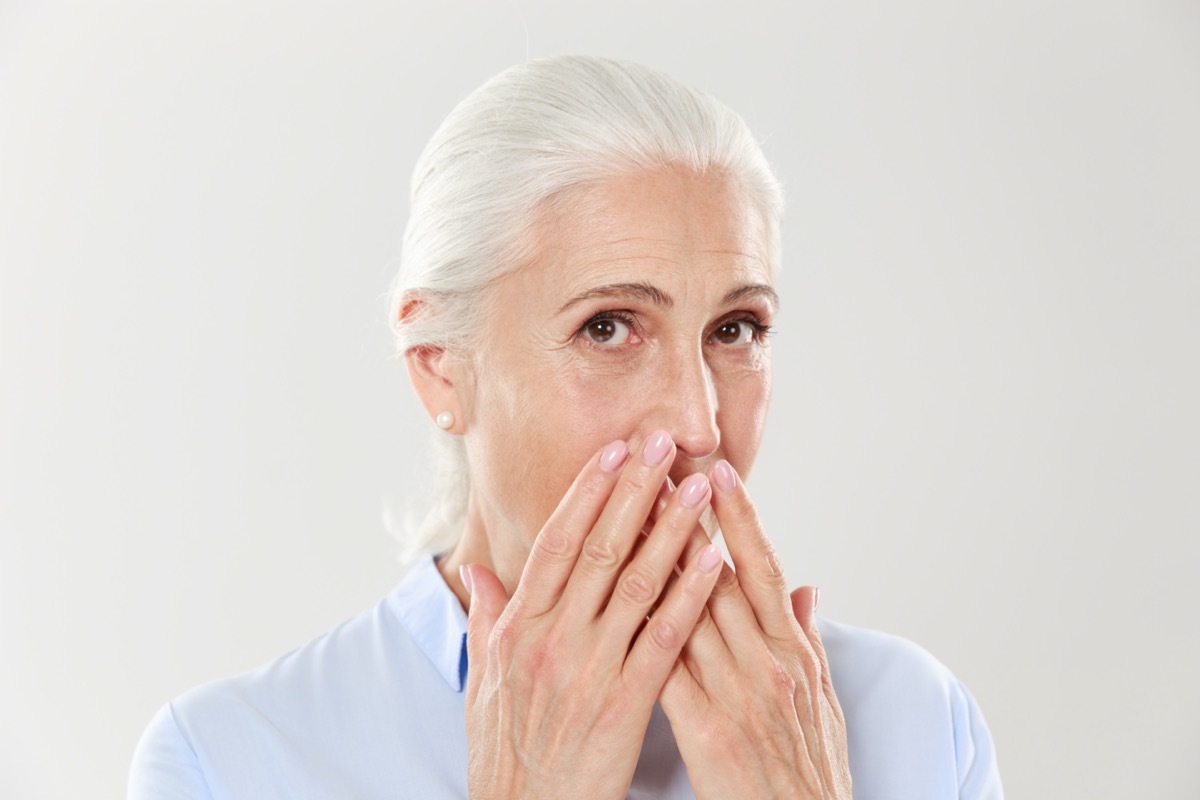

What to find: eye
left=581, top=315, right=634, bottom=345
left=710, top=318, right=767, bottom=346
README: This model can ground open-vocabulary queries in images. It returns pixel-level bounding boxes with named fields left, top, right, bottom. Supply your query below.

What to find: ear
left=400, top=296, right=470, bottom=434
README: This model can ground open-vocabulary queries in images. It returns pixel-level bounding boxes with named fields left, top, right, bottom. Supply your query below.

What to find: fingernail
left=459, top=565, right=473, bottom=596
left=679, top=473, right=710, bottom=508
left=642, top=430, right=673, bottom=466
left=712, top=459, right=736, bottom=492
left=698, top=544, right=723, bottom=573
left=813, top=586, right=820, bottom=612
left=599, top=440, right=628, bottom=473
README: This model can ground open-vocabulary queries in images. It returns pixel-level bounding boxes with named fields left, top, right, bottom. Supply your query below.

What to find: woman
left=130, top=55, right=1003, bottom=799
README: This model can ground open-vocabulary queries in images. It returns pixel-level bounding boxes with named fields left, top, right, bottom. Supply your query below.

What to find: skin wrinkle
left=557, top=281, right=674, bottom=315
left=436, top=166, right=774, bottom=605
left=440, top=163, right=852, bottom=797
left=722, top=283, right=779, bottom=308
left=557, top=281, right=778, bottom=320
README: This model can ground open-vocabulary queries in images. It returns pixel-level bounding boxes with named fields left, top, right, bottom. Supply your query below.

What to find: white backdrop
left=2, top=1, right=1198, bottom=797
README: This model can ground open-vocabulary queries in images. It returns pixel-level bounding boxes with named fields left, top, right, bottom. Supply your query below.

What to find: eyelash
left=575, top=310, right=773, bottom=348
left=720, top=317, right=773, bottom=343
left=575, top=311, right=638, bottom=348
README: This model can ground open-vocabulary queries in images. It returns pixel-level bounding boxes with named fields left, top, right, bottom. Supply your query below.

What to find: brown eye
left=713, top=320, right=752, bottom=345
left=583, top=317, right=631, bottom=345
left=588, top=320, right=616, bottom=342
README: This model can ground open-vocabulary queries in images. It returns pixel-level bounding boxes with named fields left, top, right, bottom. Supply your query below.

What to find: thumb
left=789, top=585, right=820, bottom=637
left=461, top=564, right=508, bottom=691
left=790, top=585, right=839, bottom=706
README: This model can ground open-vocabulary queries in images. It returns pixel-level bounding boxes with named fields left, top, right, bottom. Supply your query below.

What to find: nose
left=654, top=345, right=720, bottom=463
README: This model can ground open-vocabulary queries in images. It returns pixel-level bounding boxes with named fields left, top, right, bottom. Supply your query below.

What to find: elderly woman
left=130, top=56, right=1002, bottom=799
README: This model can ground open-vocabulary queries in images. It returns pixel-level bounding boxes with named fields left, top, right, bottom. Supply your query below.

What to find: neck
left=435, top=492, right=531, bottom=611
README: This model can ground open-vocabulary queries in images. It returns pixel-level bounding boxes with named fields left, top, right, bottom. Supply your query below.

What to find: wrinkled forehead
left=515, top=167, right=774, bottom=306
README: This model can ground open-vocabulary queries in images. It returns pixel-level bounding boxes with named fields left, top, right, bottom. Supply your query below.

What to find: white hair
left=387, top=54, right=784, bottom=561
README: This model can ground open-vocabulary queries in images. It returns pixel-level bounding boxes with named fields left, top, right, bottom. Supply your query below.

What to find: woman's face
left=456, top=167, right=775, bottom=572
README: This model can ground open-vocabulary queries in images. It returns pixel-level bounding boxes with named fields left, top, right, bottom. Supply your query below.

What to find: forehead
left=517, top=167, right=772, bottom=300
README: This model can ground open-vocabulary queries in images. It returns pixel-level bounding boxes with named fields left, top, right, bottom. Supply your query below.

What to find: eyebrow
left=722, top=283, right=780, bottom=309
left=557, top=281, right=780, bottom=315
left=557, top=282, right=673, bottom=314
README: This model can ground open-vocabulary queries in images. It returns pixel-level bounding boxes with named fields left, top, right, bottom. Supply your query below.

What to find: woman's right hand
left=460, top=432, right=725, bottom=800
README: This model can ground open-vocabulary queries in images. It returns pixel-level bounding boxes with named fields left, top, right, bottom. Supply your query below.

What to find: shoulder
left=169, top=598, right=398, bottom=722
left=167, top=555, right=467, bottom=733
left=818, top=616, right=960, bottom=701
left=128, top=702, right=212, bottom=800
left=129, top=601, right=395, bottom=799
left=128, top=559, right=471, bottom=798
left=816, top=617, right=1005, bottom=800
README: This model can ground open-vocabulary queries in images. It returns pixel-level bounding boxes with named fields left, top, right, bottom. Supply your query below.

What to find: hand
left=460, top=433, right=727, bottom=800
left=659, top=460, right=852, bottom=799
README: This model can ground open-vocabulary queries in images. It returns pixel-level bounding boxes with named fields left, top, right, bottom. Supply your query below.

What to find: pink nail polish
left=599, top=440, right=629, bottom=473
left=713, top=459, right=736, bottom=492
left=459, top=565, right=473, bottom=596
left=698, top=544, right=723, bottom=573
left=679, top=473, right=710, bottom=509
left=642, top=431, right=673, bottom=466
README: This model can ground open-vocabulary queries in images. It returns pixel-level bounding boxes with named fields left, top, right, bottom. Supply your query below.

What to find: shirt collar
left=386, top=555, right=469, bottom=692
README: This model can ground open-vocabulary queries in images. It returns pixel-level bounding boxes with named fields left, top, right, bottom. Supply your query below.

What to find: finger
left=560, top=430, right=677, bottom=621
left=644, top=476, right=674, bottom=529
left=789, top=585, right=844, bottom=731
left=512, top=439, right=630, bottom=617
left=462, top=564, right=508, bottom=702
left=658, top=654, right=707, bottom=720
left=708, top=459, right=800, bottom=642
left=789, top=585, right=819, bottom=637
left=599, top=472, right=711, bottom=647
left=676, top=520, right=765, bottom=661
left=623, top=541, right=724, bottom=693
left=789, top=585, right=835, bottom=680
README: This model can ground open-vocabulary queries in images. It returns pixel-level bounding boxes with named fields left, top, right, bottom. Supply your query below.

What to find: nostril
left=672, top=431, right=720, bottom=465
left=653, top=355, right=721, bottom=461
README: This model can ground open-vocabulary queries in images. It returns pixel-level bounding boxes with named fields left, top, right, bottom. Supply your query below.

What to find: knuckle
left=690, top=606, right=719, bottom=638
left=533, top=524, right=573, bottom=561
left=572, top=469, right=618, bottom=511
left=770, top=660, right=798, bottom=699
left=749, top=558, right=789, bottom=595
left=619, top=467, right=656, bottom=497
left=783, top=649, right=817, bottom=681
left=647, top=616, right=683, bottom=651
left=615, top=568, right=659, bottom=607
left=727, top=488, right=759, bottom=520
left=800, top=641, right=826, bottom=677
left=695, top=717, right=737, bottom=754
left=763, top=548, right=785, bottom=579
left=692, top=719, right=718, bottom=750
left=808, top=636, right=832, bottom=672
left=596, top=691, right=632, bottom=727
left=710, top=566, right=741, bottom=599
left=578, top=467, right=613, bottom=497
left=488, top=619, right=519, bottom=661
left=581, top=535, right=623, bottom=573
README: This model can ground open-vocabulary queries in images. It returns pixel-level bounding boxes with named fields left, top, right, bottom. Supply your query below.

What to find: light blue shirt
left=129, top=556, right=1003, bottom=798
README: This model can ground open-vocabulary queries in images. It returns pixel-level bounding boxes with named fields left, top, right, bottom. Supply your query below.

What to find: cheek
left=472, top=357, right=659, bottom=538
left=716, top=364, right=772, bottom=478
left=550, top=358, right=660, bottom=450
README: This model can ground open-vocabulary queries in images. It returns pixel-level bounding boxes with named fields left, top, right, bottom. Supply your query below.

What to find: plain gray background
left=2, top=1, right=1198, bottom=797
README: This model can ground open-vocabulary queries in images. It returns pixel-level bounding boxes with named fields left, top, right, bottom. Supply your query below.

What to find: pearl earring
left=435, top=411, right=454, bottom=430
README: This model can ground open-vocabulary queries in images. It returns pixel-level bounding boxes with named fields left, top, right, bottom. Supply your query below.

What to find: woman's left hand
left=658, top=459, right=853, bottom=799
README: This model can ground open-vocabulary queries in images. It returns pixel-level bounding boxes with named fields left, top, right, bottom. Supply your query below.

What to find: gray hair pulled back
left=388, top=55, right=784, bottom=560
